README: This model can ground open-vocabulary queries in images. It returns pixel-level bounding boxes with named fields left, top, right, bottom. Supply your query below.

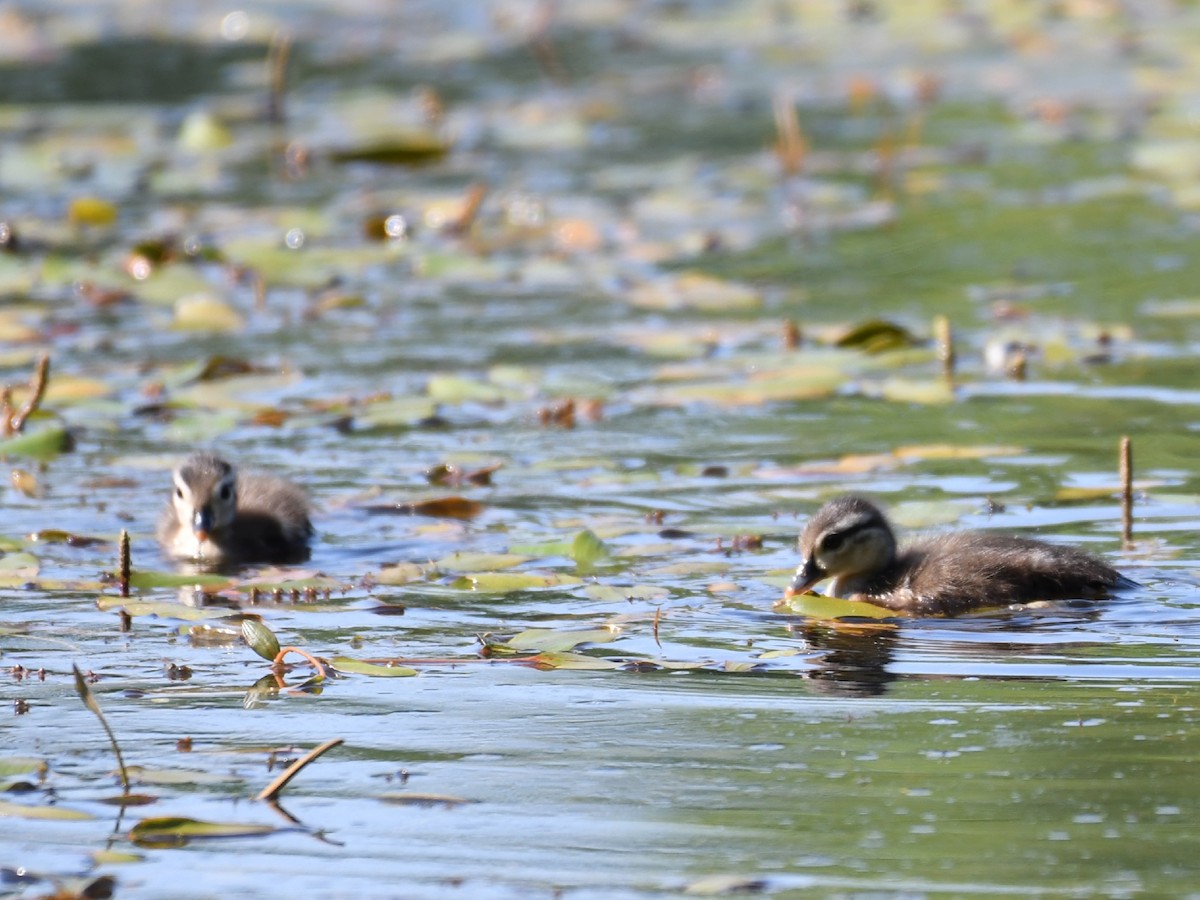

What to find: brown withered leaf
left=364, top=496, right=485, bottom=519
left=250, top=408, right=290, bottom=427
left=425, top=462, right=501, bottom=487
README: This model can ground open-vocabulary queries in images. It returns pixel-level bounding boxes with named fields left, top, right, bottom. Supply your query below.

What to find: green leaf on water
left=835, top=319, right=918, bottom=353
left=495, top=626, right=620, bottom=653
left=450, top=572, right=582, bottom=592
left=0, top=425, right=71, bottom=460
left=329, top=657, right=419, bottom=677
left=0, top=798, right=94, bottom=820
left=433, top=552, right=533, bottom=573
left=0, top=551, right=38, bottom=578
left=0, top=757, right=42, bottom=776
left=869, top=377, right=956, bottom=405
left=129, top=816, right=277, bottom=847
left=526, top=651, right=625, bottom=670
left=426, top=374, right=517, bottom=404
left=373, top=562, right=430, bottom=585
left=645, top=561, right=732, bottom=577
left=329, top=133, right=450, bottom=165
left=778, top=592, right=899, bottom=621
left=353, top=396, right=439, bottom=430
left=92, top=849, right=144, bottom=865
left=571, top=529, right=609, bottom=565
left=124, top=765, right=245, bottom=786
left=127, top=570, right=233, bottom=590
left=95, top=598, right=232, bottom=620
left=162, top=410, right=242, bottom=443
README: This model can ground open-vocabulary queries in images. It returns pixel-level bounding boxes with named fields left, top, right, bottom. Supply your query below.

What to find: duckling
left=787, top=495, right=1134, bottom=616
left=157, top=453, right=313, bottom=565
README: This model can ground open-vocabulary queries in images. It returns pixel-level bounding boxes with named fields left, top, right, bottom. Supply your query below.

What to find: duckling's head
left=170, top=453, right=238, bottom=544
left=788, top=496, right=897, bottom=598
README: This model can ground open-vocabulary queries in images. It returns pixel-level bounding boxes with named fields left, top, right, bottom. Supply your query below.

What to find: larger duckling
left=157, top=453, right=313, bottom=565
left=787, top=495, right=1133, bottom=616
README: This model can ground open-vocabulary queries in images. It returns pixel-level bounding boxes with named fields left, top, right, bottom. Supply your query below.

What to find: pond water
left=4, top=2, right=1200, bottom=897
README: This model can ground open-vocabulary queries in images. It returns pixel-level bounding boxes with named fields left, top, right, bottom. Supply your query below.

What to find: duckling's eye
left=218, top=484, right=233, bottom=501
left=821, top=532, right=845, bottom=552
left=175, top=487, right=184, bottom=500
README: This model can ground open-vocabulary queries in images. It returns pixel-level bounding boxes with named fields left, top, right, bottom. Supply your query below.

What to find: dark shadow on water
left=798, top=622, right=900, bottom=698
left=0, top=38, right=268, bottom=104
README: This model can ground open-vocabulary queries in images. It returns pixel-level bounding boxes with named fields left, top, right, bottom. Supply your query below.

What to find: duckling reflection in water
left=787, top=496, right=1135, bottom=616
left=157, top=453, right=313, bottom=565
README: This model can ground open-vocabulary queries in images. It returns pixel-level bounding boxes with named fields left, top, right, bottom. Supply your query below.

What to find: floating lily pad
left=67, top=196, right=118, bottom=226
left=492, top=626, right=620, bottom=653
left=433, top=552, right=533, bottom=573
left=373, top=562, right=430, bottom=585
left=0, top=551, right=39, bottom=578
left=124, top=765, right=245, bottom=786
left=0, top=425, right=72, bottom=460
left=0, top=757, right=41, bottom=778
left=526, top=651, right=625, bottom=670
left=173, top=294, right=246, bottom=332
left=778, top=592, right=900, bottom=620
left=834, top=319, right=918, bottom=353
left=95, top=598, right=232, bottom=620
left=330, top=133, right=450, bottom=166
left=129, top=816, right=277, bottom=847
left=450, top=572, right=582, bottom=592
left=329, top=657, right=418, bottom=677
left=127, top=570, right=233, bottom=590
left=0, top=798, right=94, bottom=820
left=628, top=272, right=761, bottom=312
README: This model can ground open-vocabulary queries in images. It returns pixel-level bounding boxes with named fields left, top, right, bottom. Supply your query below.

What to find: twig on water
left=256, top=738, right=344, bottom=802
left=73, top=664, right=129, bottom=794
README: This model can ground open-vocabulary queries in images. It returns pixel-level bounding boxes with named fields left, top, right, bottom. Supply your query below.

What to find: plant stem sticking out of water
left=933, top=315, right=955, bottom=381
left=1120, top=435, right=1133, bottom=547
left=73, top=664, right=129, bottom=794
left=773, top=94, right=806, bottom=179
left=256, top=738, right=343, bottom=802
left=118, top=529, right=131, bottom=598
left=266, top=31, right=291, bottom=125
left=3, top=352, right=49, bottom=436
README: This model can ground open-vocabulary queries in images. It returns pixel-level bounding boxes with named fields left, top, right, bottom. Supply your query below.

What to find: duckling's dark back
left=891, top=531, right=1133, bottom=616
left=233, top=472, right=313, bottom=563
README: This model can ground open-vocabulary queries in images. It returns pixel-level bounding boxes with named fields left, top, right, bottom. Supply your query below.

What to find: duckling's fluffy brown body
left=157, top=453, right=312, bottom=565
left=790, top=496, right=1133, bottom=616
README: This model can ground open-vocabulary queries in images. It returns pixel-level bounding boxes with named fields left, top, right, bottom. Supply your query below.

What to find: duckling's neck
left=828, top=572, right=880, bottom=599
left=827, top=539, right=899, bottom=599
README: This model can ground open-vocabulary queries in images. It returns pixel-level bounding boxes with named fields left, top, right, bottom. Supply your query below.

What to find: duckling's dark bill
left=784, top=558, right=822, bottom=597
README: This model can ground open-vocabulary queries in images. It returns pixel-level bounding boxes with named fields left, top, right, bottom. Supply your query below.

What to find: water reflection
left=793, top=620, right=900, bottom=697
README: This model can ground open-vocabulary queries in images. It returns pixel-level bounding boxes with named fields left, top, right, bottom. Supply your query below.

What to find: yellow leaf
left=177, top=111, right=233, bottom=152
left=67, top=197, right=117, bottom=226
left=893, top=444, right=1023, bottom=461
left=173, top=294, right=245, bottom=332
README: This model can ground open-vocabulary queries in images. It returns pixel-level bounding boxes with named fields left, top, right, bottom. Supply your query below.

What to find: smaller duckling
left=787, top=495, right=1134, bottom=616
left=157, top=453, right=313, bottom=565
